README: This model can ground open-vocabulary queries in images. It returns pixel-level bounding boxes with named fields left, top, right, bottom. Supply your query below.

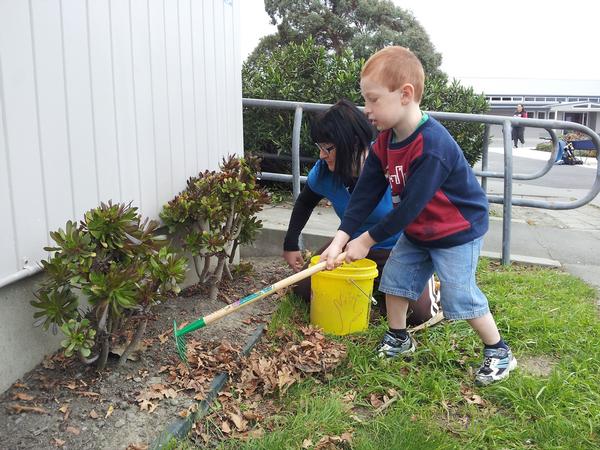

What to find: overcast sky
left=240, top=0, right=600, bottom=82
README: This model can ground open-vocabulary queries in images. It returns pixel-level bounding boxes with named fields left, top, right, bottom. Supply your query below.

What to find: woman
left=512, top=104, right=527, bottom=148
left=283, top=99, right=439, bottom=326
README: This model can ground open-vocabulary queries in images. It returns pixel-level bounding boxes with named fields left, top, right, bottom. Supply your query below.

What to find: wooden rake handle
left=176, top=252, right=347, bottom=335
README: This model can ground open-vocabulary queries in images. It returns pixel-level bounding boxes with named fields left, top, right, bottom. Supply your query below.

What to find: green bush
left=160, top=155, right=269, bottom=302
left=243, top=38, right=489, bottom=167
left=33, top=202, right=187, bottom=370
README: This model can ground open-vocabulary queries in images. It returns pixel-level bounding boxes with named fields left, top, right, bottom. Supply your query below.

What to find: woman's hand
left=283, top=250, right=304, bottom=272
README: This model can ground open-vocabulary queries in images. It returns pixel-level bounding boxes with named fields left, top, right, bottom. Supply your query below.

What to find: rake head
left=173, top=320, right=188, bottom=366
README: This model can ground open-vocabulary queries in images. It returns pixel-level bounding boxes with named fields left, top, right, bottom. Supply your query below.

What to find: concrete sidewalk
left=246, top=191, right=600, bottom=291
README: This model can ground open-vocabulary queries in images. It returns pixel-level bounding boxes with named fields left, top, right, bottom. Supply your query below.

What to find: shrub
left=160, top=155, right=269, bottom=302
left=243, top=38, right=489, bottom=167
left=33, top=202, right=187, bottom=370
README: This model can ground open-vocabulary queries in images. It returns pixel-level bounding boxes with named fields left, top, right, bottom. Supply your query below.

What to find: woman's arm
left=283, top=184, right=324, bottom=271
left=283, top=184, right=324, bottom=251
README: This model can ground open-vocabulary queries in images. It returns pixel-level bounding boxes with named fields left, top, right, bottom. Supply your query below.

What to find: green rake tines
left=172, top=253, right=347, bottom=363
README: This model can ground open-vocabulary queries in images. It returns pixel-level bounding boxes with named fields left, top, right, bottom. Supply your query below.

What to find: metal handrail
left=243, top=97, right=600, bottom=264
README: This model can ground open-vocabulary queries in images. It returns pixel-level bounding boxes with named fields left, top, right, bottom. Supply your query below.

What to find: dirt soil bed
left=0, top=257, right=293, bottom=450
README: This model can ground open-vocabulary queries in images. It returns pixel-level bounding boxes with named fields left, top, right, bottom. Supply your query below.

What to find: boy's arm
left=368, top=154, right=451, bottom=242
left=338, top=151, right=389, bottom=237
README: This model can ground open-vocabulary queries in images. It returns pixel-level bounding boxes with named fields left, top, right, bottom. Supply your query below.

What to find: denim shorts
left=379, top=235, right=489, bottom=320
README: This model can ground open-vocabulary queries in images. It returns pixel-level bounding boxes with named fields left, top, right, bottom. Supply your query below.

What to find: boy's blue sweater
left=339, top=116, right=489, bottom=248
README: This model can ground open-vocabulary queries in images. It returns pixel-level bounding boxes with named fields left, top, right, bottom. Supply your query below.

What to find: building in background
left=462, top=77, right=600, bottom=142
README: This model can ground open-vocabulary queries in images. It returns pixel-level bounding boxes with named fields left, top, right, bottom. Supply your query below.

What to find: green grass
left=186, top=260, right=600, bottom=449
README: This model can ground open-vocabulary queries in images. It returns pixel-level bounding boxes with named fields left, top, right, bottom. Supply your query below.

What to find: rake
left=174, top=252, right=347, bottom=364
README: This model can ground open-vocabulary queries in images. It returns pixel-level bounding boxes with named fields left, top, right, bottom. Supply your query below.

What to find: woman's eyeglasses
left=316, top=143, right=335, bottom=154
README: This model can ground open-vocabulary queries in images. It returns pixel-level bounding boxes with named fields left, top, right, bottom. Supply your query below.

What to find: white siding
left=0, top=0, right=242, bottom=282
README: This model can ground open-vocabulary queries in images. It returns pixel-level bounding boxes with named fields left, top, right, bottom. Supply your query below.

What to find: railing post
left=291, top=105, right=304, bottom=250
left=481, top=124, right=490, bottom=193
left=291, top=106, right=303, bottom=201
left=501, top=120, right=513, bottom=265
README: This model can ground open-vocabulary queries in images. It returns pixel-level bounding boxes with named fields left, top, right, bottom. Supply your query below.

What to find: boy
left=320, top=46, right=516, bottom=385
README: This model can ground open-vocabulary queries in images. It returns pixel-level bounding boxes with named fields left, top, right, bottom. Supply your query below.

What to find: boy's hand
left=345, top=232, right=376, bottom=262
left=320, top=231, right=350, bottom=270
left=283, top=250, right=304, bottom=272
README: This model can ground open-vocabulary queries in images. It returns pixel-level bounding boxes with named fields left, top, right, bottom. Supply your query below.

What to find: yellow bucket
left=309, top=256, right=378, bottom=336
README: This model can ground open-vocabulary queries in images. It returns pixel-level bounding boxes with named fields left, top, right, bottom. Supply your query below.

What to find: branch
left=117, top=317, right=148, bottom=366
left=78, top=352, right=99, bottom=365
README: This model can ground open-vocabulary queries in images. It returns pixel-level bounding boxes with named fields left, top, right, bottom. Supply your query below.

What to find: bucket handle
left=346, top=278, right=378, bottom=305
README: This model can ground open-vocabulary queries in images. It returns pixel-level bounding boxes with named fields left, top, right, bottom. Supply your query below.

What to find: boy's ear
left=400, top=83, right=415, bottom=104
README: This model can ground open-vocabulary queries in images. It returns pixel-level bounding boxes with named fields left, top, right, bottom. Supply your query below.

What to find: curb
left=480, top=250, right=561, bottom=268
left=242, top=227, right=562, bottom=269
left=150, top=323, right=266, bottom=449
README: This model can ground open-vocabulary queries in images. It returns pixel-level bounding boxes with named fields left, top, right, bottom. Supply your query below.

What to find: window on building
left=513, top=96, right=523, bottom=101
left=548, top=112, right=556, bottom=119
left=526, top=112, right=534, bottom=118
left=491, top=96, right=501, bottom=101
left=578, top=98, right=589, bottom=102
left=557, top=97, right=566, bottom=102
left=525, top=97, right=535, bottom=101
left=538, top=111, right=546, bottom=119
left=546, top=97, right=557, bottom=102
left=568, top=97, right=578, bottom=101
left=502, top=97, right=511, bottom=101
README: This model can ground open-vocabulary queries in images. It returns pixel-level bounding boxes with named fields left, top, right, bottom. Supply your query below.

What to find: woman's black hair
left=310, top=99, right=375, bottom=185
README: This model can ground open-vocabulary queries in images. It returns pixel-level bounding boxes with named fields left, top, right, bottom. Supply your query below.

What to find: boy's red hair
left=361, top=46, right=425, bottom=102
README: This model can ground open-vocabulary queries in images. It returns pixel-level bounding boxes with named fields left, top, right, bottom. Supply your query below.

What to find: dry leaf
left=89, top=409, right=99, bottom=419
left=65, top=382, right=77, bottom=390
left=13, top=382, right=28, bottom=389
left=66, top=426, right=80, bottom=435
left=340, top=432, right=353, bottom=443
left=460, top=384, right=486, bottom=407
left=369, top=393, right=384, bottom=409
left=220, top=420, right=232, bottom=434
left=242, top=410, right=258, bottom=420
left=58, top=405, right=69, bottom=414
left=178, top=409, right=190, bottom=418
left=157, top=329, right=170, bottom=344
left=78, top=391, right=100, bottom=398
left=105, top=404, right=114, bottom=418
left=465, top=394, right=485, bottom=406
left=139, top=399, right=158, bottom=413
left=9, top=404, right=47, bottom=414
left=314, top=432, right=353, bottom=449
left=13, top=392, right=35, bottom=401
left=228, top=412, right=248, bottom=431
left=53, top=437, right=65, bottom=447
left=302, top=438, right=314, bottom=449
left=42, top=357, right=56, bottom=370
left=126, top=444, right=149, bottom=450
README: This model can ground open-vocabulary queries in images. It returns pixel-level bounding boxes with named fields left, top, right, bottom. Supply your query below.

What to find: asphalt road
left=478, top=150, right=597, bottom=191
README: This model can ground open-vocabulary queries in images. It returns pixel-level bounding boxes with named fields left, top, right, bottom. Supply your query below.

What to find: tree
left=243, top=38, right=488, bottom=166
left=249, top=0, right=442, bottom=76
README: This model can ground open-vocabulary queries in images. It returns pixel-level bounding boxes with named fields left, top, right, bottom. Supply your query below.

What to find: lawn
left=180, top=260, right=600, bottom=449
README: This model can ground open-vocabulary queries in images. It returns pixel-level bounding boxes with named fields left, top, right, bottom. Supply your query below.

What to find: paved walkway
left=253, top=147, right=600, bottom=291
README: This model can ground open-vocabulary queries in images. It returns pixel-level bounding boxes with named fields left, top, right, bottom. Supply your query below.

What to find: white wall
left=0, top=0, right=242, bottom=283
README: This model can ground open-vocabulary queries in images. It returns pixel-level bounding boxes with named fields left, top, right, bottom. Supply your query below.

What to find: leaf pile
left=157, top=325, right=347, bottom=443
